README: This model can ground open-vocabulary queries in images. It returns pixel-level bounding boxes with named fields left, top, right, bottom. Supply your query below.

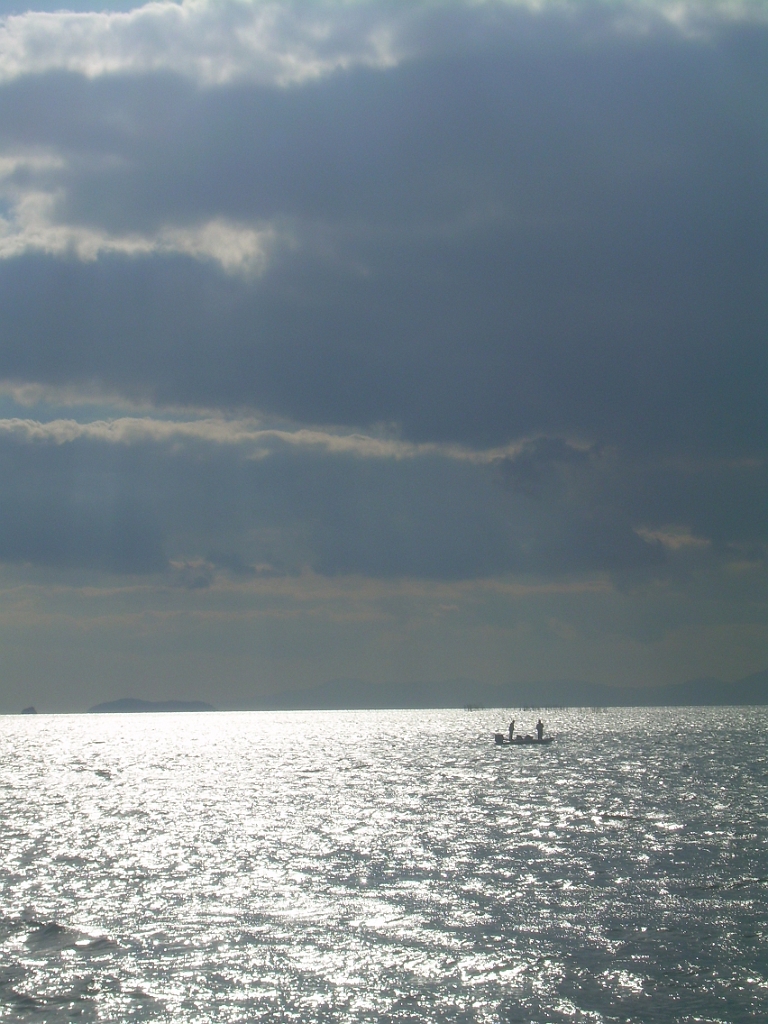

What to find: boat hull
left=494, top=734, right=553, bottom=746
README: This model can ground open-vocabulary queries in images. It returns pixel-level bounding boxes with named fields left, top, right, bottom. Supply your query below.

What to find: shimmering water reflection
left=1, top=707, right=767, bottom=1022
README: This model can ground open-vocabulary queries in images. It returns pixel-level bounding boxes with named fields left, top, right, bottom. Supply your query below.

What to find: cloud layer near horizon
left=0, top=0, right=764, bottom=706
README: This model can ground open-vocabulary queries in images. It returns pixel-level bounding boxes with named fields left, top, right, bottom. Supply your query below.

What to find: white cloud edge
left=0, top=0, right=764, bottom=91
left=0, top=401, right=758, bottom=474
left=0, top=0, right=764, bottom=273
left=0, top=0, right=402, bottom=88
left=0, top=177, right=279, bottom=273
left=0, top=413, right=543, bottom=464
left=0, top=379, right=201, bottom=413
left=635, top=525, right=711, bottom=550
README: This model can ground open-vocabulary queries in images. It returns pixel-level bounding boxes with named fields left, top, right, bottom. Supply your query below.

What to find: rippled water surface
left=1, top=707, right=767, bottom=1022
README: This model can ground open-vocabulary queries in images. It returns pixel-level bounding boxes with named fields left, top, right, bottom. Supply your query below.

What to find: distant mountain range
left=81, top=669, right=767, bottom=714
left=255, top=669, right=768, bottom=710
left=88, top=698, right=216, bottom=713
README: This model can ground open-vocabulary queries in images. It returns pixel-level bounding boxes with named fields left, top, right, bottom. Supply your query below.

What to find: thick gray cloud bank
left=0, top=0, right=764, bottom=708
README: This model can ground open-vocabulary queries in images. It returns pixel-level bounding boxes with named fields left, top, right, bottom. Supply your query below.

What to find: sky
left=0, top=0, right=765, bottom=711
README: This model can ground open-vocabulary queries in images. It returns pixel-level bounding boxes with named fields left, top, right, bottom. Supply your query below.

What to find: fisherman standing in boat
left=536, top=718, right=544, bottom=742
left=509, top=719, right=515, bottom=743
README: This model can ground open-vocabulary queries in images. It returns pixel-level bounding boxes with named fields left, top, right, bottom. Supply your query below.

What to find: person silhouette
left=509, top=720, right=515, bottom=743
left=536, top=718, right=544, bottom=741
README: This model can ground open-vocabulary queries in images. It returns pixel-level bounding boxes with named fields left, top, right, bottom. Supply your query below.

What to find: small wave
left=25, top=921, right=76, bottom=952
left=7, top=991, right=41, bottom=1011
left=24, top=920, right=117, bottom=955
left=702, top=875, right=768, bottom=891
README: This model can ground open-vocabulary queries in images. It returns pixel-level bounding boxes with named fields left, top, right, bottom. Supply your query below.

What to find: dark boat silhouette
left=494, top=733, right=553, bottom=746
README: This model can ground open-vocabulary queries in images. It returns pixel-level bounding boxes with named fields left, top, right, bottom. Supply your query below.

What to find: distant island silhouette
left=88, top=698, right=216, bottom=713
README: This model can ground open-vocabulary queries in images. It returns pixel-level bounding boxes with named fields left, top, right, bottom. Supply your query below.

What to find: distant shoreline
left=12, top=669, right=766, bottom=714
left=10, top=702, right=768, bottom=716
left=249, top=669, right=768, bottom=712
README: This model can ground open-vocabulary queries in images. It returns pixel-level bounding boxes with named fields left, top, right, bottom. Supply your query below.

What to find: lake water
left=0, top=707, right=766, bottom=1023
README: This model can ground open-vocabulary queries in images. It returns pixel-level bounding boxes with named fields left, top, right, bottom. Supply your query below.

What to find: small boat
left=494, top=733, right=553, bottom=745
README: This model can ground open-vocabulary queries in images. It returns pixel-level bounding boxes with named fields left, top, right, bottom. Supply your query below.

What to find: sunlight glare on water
left=1, top=707, right=767, bottom=1022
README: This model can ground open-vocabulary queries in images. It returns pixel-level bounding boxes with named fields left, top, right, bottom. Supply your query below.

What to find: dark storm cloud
left=2, top=425, right=761, bottom=584
left=0, top=433, right=166, bottom=572
left=0, top=4, right=765, bottom=456
left=499, top=438, right=767, bottom=546
left=497, top=438, right=766, bottom=583
left=0, top=0, right=764, bottom=603
left=0, top=430, right=516, bottom=578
